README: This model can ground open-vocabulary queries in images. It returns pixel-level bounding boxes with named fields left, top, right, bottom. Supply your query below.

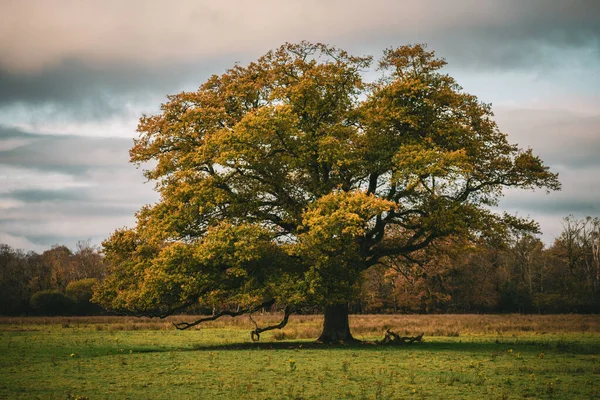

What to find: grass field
left=0, top=314, right=599, bottom=399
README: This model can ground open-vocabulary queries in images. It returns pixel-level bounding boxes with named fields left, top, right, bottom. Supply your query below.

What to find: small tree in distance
left=66, top=278, right=102, bottom=315
left=93, top=42, right=560, bottom=343
left=30, top=290, right=75, bottom=316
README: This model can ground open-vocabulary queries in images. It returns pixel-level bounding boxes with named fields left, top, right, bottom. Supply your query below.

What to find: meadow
left=0, top=314, right=599, bottom=399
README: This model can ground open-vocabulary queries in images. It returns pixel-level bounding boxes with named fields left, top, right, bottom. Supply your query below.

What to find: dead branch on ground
left=377, top=330, right=424, bottom=345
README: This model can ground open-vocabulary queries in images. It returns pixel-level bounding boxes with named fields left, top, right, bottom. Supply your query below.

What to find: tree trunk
left=317, top=303, right=356, bottom=343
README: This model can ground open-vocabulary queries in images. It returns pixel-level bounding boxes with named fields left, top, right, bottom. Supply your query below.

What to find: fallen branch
left=173, top=299, right=275, bottom=330
left=377, top=330, right=424, bottom=345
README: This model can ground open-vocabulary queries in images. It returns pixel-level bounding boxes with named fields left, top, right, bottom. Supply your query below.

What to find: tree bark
left=317, top=303, right=356, bottom=343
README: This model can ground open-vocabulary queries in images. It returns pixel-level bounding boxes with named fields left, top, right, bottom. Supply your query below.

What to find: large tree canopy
left=94, top=42, right=560, bottom=342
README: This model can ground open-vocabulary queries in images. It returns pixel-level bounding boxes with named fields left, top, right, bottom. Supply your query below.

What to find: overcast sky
left=1, top=0, right=599, bottom=252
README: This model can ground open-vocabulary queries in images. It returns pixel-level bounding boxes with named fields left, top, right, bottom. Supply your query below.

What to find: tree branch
left=249, top=305, right=293, bottom=341
left=367, top=173, right=379, bottom=195
left=114, top=300, right=196, bottom=319
left=173, top=299, right=275, bottom=330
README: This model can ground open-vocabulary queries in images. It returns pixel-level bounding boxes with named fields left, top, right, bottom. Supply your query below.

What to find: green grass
left=1, top=316, right=599, bottom=399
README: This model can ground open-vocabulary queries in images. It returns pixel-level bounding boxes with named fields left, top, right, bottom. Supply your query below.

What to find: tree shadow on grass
left=179, top=337, right=600, bottom=355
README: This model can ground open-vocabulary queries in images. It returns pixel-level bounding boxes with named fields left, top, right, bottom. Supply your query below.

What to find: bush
left=66, top=279, right=103, bottom=315
left=66, top=278, right=96, bottom=303
left=30, top=290, right=75, bottom=316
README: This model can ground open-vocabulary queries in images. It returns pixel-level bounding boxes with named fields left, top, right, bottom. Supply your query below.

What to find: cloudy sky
left=1, top=0, right=599, bottom=252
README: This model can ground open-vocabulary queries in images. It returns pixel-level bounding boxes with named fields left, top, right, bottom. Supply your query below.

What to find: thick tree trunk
left=317, top=303, right=356, bottom=343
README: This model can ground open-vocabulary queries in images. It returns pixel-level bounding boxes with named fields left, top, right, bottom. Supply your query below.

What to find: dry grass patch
left=1, top=314, right=598, bottom=339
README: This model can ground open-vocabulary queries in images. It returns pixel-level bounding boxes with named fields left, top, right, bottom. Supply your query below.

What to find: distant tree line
left=0, top=241, right=106, bottom=315
left=1, top=215, right=598, bottom=316
left=358, top=215, right=600, bottom=314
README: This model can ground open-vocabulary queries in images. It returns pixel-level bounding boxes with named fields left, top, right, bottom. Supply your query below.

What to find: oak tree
left=94, top=42, right=560, bottom=342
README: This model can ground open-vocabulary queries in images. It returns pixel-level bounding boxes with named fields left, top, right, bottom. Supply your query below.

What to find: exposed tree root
left=376, top=330, right=424, bottom=345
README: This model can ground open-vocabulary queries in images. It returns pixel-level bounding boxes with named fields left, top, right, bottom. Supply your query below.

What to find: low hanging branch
left=113, top=300, right=198, bottom=320
left=173, top=299, right=276, bottom=331
left=377, top=329, right=424, bottom=345
left=249, top=305, right=293, bottom=341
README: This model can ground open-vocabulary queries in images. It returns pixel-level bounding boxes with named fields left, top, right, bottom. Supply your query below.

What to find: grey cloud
left=0, top=125, right=132, bottom=174
left=0, top=177, right=156, bottom=251
left=494, top=108, right=600, bottom=170
left=498, top=160, right=600, bottom=245
left=1, top=0, right=598, bottom=73
left=0, top=124, right=157, bottom=250
left=0, top=200, right=141, bottom=219
left=19, top=234, right=106, bottom=250
left=8, top=188, right=88, bottom=203
left=0, top=125, right=39, bottom=139
left=493, top=104, right=600, bottom=238
left=1, top=222, right=125, bottom=251
left=498, top=187, right=600, bottom=246
left=0, top=193, right=151, bottom=251
left=0, top=59, right=226, bottom=121
left=502, top=196, right=600, bottom=217
left=432, top=0, right=600, bottom=69
left=0, top=0, right=597, bottom=123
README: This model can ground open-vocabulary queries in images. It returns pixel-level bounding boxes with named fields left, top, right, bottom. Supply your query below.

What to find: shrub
left=30, top=290, right=75, bottom=316
left=66, top=279, right=103, bottom=315
left=66, top=278, right=97, bottom=302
